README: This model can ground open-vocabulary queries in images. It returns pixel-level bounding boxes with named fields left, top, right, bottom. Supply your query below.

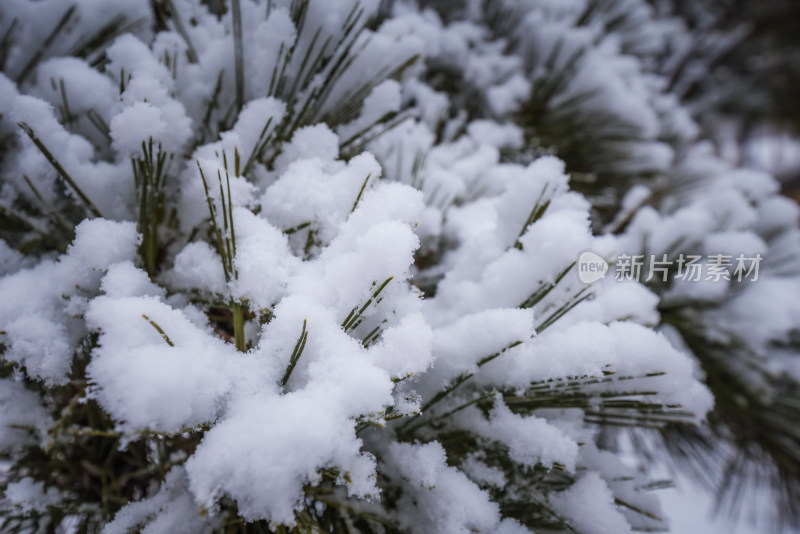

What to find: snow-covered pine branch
left=0, top=0, right=798, bottom=532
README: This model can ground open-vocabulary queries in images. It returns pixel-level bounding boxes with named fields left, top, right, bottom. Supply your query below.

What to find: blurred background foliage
left=654, top=0, right=800, bottom=194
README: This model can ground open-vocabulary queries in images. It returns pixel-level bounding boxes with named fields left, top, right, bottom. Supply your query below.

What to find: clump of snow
left=107, top=34, right=193, bottom=156
left=4, top=478, right=63, bottom=515
left=550, top=473, right=633, bottom=534
left=0, top=380, right=51, bottom=452
left=463, top=398, right=579, bottom=471
left=385, top=442, right=502, bottom=534
left=0, top=219, right=138, bottom=383
left=86, top=294, right=237, bottom=433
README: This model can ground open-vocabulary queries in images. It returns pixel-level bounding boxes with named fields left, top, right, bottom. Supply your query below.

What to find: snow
left=429, top=308, right=533, bottom=379
left=385, top=442, right=502, bottom=534
left=31, top=57, right=117, bottom=120
left=170, top=242, right=228, bottom=295
left=103, top=467, right=214, bottom=534
left=273, top=124, right=339, bottom=176
left=0, top=380, right=51, bottom=453
left=110, top=102, right=169, bottom=155
left=3, top=478, right=63, bottom=515
left=106, top=34, right=193, bottom=155
left=464, top=398, right=579, bottom=470
left=218, top=97, right=286, bottom=171
left=86, top=294, right=238, bottom=433
left=186, top=389, right=383, bottom=524
left=550, top=473, right=633, bottom=534
left=337, top=80, right=402, bottom=143
left=460, top=454, right=508, bottom=488
left=0, top=219, right=138, bottom=383
left=230, top=207, right=299, bottom=309
left=261, top=152, right=384, bottom=251
left=368, top=312, right=433, bottom=377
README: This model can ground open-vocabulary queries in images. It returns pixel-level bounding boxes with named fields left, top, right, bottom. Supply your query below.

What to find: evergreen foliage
left=0, top=1, right=798, bottom=533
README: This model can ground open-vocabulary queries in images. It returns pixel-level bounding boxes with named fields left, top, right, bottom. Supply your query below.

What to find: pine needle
left=281, top=319, right=309, bottom=387
left=17, top=122, right=103, bottom=218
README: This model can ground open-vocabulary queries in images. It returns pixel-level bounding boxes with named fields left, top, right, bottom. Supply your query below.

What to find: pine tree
left=416, top=0, right=800, bottom=529
left=0, top=1, right=797, bottom=533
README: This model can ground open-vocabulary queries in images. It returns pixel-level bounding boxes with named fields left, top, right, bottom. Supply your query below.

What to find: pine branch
left=17, top=122, right=103, bottom=218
